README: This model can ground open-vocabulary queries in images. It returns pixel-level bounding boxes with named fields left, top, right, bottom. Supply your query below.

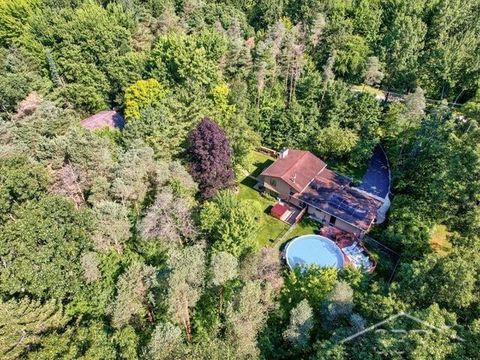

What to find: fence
left=256, top=146, right=278, bottom=158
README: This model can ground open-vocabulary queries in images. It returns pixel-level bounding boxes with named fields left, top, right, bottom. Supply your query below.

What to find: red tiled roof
left=260, top=150, right=326, bottom=192
left=80, top=110, right=125, bottom=130
left=271, top=202, right=289, bottom=219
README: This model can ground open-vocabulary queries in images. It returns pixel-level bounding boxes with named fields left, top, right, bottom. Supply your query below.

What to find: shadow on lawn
left=251, top=159, right=274, bottom=177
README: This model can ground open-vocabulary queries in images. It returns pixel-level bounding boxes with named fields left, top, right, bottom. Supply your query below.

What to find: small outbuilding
left=80, top=110, right=125, bottom=130
left=271, top=202, right=289, bottom=220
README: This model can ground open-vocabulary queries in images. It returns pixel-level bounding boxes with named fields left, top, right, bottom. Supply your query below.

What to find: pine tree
left=111, top=262, right=157, bottom=329
left=0, top=298, right=67, bottom=360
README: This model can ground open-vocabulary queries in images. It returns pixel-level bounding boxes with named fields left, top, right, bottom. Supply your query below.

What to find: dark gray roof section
left=358, top=145, right=390, bottom=199
left=295, top=169, right=382, bottom=231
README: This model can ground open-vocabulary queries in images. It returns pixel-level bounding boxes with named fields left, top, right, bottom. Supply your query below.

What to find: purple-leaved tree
left=188, top=118, right=235, bottom=198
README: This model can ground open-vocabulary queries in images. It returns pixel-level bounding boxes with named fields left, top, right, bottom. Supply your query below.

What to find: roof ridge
left=286, top=150, right=308, bottom=173
left=280, top=150, right=309, bottom=185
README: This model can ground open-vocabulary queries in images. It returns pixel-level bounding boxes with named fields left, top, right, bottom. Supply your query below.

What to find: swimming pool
left=285, top=235, right=344, bottom=269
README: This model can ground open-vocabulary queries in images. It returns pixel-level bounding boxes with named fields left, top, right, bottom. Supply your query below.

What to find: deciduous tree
left=283, top=299, right=314, bottom=349
left=187, top=118, right=235, bottom=198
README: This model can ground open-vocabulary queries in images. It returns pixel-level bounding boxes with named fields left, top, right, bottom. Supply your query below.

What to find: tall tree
left=147, top=322, right=183, bottom=360
left=92, top=201, right=131, bottom=253
left=187, top=118, right=235, bottom=199
left=139, top=188, right=197, bottom=246
left=111, top=261, right=157, bottom=329
left=200, top=190, right=261, bottom=257
left=363, top=56, right=384, bottom=87
left=225, top=281, right=272, bottom=358
left=111, top=143, right=155, bottom=208
left=0, top=196, right=92, bottom=300
left=0, top=298, right=67, bottom=360
left=283, top=299, right=314, bottom=350
left=166, top=245, right=206, bottom=342
left=0, top=156, right=48, bottom=223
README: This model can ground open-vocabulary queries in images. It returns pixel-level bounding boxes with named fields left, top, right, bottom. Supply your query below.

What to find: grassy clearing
left=352, top=84, right=385, bottom=97
left=237, top=176, right=289, bottom=248
left=429, top=224, right=452, bottom=257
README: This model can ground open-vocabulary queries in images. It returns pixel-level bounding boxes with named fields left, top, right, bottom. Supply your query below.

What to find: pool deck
left=319, top=226, right=376, bottom=272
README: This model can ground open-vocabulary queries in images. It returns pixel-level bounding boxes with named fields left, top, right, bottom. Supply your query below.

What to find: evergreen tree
left=0, top=298, right=67, bottom=360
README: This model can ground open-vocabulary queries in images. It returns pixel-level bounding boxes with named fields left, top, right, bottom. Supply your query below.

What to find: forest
left=0, top=0, right=479, bottom=359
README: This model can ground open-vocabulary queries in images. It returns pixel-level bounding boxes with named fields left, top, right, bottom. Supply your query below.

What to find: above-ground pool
left=285, top=235, right=344, bottom=269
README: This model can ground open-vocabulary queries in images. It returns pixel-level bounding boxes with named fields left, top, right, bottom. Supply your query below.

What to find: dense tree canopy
left=0, top=0, right=478, bottom=359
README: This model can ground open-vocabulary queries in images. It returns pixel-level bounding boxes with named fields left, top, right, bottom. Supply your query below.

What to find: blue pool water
left=285, top=235, right=344, bottom=269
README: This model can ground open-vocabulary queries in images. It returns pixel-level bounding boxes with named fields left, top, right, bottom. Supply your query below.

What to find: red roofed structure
left=271, top=202, right=289, bottom=220
left=260, top=149, right=326, bottom=192
left=258, top=148, right=385, bottom=238
left=80, top=110, right=125, bottom=130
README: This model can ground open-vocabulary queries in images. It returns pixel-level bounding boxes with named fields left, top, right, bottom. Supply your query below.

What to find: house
left=80, top=110, right=125, bottom=130
left=258, top=148, right=384, bottom=238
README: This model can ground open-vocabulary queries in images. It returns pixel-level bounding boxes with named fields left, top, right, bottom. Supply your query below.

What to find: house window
left=329, top=216, right=337, bottom=226
left=270, top=179, right=277, bottom=187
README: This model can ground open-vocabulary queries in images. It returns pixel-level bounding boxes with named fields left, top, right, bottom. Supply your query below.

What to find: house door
left=329, top=216, right=337, bottom=226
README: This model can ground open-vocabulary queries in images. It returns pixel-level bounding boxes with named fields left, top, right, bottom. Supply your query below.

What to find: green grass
left=352, top=84, right=384, bottom=97
left=286, top=218, right=320, bottom=240
left=276, top=218, right=320, bottom=250
left=247, top=151, right=275, bottom=178
left=429, top=224, right=452, bottom=257
left=237, top=177, right=289, bottom=248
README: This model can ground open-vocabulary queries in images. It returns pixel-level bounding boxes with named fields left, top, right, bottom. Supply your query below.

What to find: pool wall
left=284, top=234, right=345, bottom=269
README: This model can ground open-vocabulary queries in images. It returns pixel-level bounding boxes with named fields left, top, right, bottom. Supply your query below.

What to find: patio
left=271, top=201, right=305, bottom=225
left=319, top=226, right=376, bottom=272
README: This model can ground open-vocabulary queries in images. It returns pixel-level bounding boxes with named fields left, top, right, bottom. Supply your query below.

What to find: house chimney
left=279, top=148, right=289, bottom=159
left=291, top=173, right=296, bottom=183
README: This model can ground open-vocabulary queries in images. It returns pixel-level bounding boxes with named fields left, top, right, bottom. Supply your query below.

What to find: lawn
left=247, top=151, right=275, bottom=178
left=275, top=217, right=321, bottom=250
left=429, top=224, right=452, bottom=257
left=238, top=176, right=289, bottom=248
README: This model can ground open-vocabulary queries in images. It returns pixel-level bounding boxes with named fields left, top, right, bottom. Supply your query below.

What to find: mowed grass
left=247, top=151, right=275, bottom=178
left=276, top=217, right=320, bottom=250
left=238, top=164, right=289, bottom=248
left=429, top=224, right=453, bottom=257
left=288, top=218, right=320, bottom=238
